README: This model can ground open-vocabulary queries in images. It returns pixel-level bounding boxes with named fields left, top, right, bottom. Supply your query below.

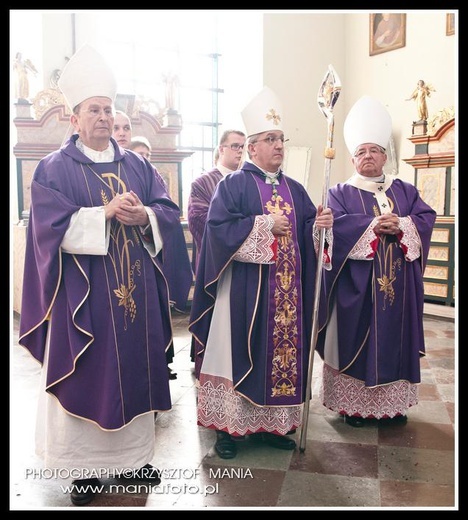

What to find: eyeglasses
left=83, top=107, right=115, bottom=118
left=353, top=146, right=385, bottom=158
left=223, top=143, right=245, bottom=151
left=251, top=136, right=289, bottom=146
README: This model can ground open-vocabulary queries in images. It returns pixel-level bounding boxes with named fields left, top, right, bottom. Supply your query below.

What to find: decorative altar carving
left=427, top=106, right=455, bottom=136
left=403, top=116, right=455, bottom=306
left=31, top=88, right=69, bottom=119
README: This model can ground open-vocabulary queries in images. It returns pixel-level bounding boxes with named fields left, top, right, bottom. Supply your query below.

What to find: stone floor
left=10, top=306, right=457, bottom=510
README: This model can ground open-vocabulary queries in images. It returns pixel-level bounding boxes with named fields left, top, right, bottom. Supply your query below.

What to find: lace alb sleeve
left=348, top=218, right=379, bottom=260
left=233, top=214, right=276, bottom=264
left=397, top=216, right=422, bottom=262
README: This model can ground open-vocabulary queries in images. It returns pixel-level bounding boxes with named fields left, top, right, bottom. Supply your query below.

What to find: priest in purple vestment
left=187, top=129, right=246, bottom=362
left=187, top=129, right=246, bottom=274
left=189, top=86, right=334, bottom=459
left=18, top=44, right=178, bottom=506
left=316, top=96, right=437, bottom=427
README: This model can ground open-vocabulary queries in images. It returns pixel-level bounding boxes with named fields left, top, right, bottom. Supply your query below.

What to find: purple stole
left=253, top=173, right=304, bottom=406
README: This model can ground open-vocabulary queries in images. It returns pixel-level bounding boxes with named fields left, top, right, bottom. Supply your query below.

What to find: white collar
left=76, top=138, right=115, bottom=163
left=217, top=163, right=235, bottom=176
left=347, top=172, right=395, bottom=193
left=356, top=172, right=385, bottom=183
left=247, top=159, right=280, bottom=178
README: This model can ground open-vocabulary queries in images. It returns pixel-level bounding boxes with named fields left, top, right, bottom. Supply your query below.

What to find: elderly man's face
left=352, top=143, right=387, bottom=177
left=72, top=97, right=115, bottom=150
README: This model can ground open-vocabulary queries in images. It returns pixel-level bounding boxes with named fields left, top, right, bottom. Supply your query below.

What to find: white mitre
left=58, top=44, right=117, bottom=111
left=241, top=86, right=284, bottom=138
left=343, top=95, right=392, bottom=154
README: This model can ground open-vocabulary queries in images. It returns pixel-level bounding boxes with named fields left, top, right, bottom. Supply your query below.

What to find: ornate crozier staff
left=299, top=64, right=341, bottom=453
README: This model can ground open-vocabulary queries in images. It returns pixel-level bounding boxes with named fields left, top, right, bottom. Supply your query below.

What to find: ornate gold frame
left=446, top=13, right=455, bottom=36
left=369, top=13, right=406, bottom=56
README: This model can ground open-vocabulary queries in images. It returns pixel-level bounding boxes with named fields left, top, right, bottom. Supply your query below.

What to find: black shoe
left=256, top=432, right=296, bottom=450
left=70, top=478, right=101, bottom=506
left=168, top=366, right=177, bottom=380
left=119, top=464, right=161, bottom=483
left=214, top=430, right=237, bottom=459
left=345, top=415, right=366, bottom=427
left=380, top=414, right=408, bottom=425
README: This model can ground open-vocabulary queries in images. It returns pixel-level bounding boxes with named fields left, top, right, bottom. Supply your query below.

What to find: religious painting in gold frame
left=369, top=13, right=406, bottom=56
left=446, top=13, right=455, bottom=36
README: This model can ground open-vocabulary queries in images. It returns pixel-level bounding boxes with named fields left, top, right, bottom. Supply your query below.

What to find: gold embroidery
left=266, top=108, right=281, bottom=126
left=108, top=216, right=138, bottom=328
left=265, top=194, right=292, bottom=216
left=113, top=283, right=137, bottom=320
left=374, top=195, right=400, bottom=309
left=85, top=163, right=139, bottom=327
left=264, top=188, right=298, bottom=397
left=275, top=262, right=294, bottom=292
left=101, top=189, right=109, bottom=206
left=377, top=272, right=396, bottom=304
left=377, top=254, right=402, bottom=309
left=376, top=237, right=402, bottom=309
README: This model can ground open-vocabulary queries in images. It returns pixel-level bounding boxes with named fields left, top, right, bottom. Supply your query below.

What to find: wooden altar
left=403, top=113, right=455, bottom=306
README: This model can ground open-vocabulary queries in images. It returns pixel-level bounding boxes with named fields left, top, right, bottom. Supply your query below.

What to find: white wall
left=216, top=10, right=264, bottom=133
left=264, top=11, right=347, bottom=202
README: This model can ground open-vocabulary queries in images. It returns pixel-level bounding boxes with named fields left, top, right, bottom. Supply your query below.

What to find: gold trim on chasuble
left=83, top=164, right=141, bottom=329
left=264, top=185, right=300, bottom=399
left=371, top=191, right=401, bottom=310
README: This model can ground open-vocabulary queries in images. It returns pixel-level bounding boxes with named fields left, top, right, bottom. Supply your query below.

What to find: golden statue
left=13, top=52, right=38, bottom=100
left=406, top=80, right=436, bottom=123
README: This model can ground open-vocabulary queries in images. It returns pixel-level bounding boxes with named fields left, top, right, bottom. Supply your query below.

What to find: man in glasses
left=187, top=129, right=246, bottom=274
left=316, top=96, right=436, bottom=428
left=189, top=86, right=333, bottom=459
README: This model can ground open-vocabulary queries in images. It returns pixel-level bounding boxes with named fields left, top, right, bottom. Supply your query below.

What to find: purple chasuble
left=189, top=162, right=324, bottom=408
left=187, top=168, right=224, bottom=274
left=316, top=177, right=437, bottom=388
left=19, top=135, right=180, bottom=430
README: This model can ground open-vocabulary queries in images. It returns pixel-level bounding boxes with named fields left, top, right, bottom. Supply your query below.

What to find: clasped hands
left=105, top=190, right=149, bottom=227
left=374, top=213, right=400, bottom=235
